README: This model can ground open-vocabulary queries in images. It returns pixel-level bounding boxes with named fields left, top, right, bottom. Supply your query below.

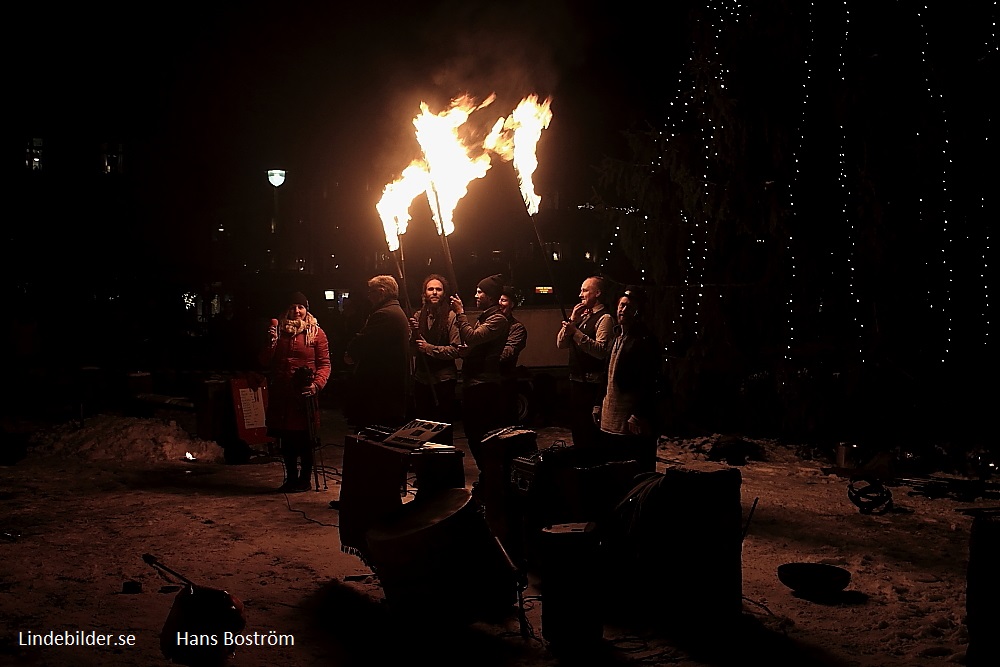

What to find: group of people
left=259, top=273, right=528, bottom=491
left=259, top=271, right=659, bottom=493
left=558, top=276, right=661, bottom=472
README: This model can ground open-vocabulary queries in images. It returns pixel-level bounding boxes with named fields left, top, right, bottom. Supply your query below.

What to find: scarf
left=282, top=313, right=320, bottom=346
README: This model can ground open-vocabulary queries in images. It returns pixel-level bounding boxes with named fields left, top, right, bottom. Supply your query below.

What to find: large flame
left=498, top=95, right=553, bottom=216
left=376, top=162, right=429, bottom=252
left=376, top=93, right=552, bottom=253
left=414, top=94, right=496, bottom=236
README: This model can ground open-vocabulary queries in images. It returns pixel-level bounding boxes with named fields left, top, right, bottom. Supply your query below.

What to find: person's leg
left=298, top=434, right=315, bottom=489
left=463, top=382, right=504, bottom=470
left=570, top=380, right=605, bottom=460
left=279, top=435, right=298, bottom=491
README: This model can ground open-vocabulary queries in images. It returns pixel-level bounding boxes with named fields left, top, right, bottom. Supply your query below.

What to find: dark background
left=7, top=1, right=995, bottom=447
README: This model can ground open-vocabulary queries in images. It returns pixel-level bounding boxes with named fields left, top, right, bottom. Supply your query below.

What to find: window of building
left=26, top=138, right=43, bottom=171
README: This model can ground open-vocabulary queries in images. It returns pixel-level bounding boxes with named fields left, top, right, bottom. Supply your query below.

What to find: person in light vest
left=557, top=275, right=614, bottom=457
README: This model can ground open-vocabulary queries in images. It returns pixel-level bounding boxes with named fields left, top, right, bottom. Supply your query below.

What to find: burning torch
left=489, top=95, right=565, bottom=318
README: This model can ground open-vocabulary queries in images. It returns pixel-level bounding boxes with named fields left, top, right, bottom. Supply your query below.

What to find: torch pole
left=393, top=242, right=412, bottom=314
left=527, top=210, right=568, bottom=320
left=428, top=180, right=459, bottom=298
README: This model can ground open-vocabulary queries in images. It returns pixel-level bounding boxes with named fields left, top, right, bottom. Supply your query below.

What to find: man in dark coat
left=450, top=274, right=510, bottom=471
left=344, top=275, right=410, bottom=429
left=499, top=284, right=528, bottom=424
left=596, top=286, right=662, bottom=472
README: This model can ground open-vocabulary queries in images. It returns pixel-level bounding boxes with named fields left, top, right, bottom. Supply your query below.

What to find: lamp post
left=267, top=169, right=285, bottom=234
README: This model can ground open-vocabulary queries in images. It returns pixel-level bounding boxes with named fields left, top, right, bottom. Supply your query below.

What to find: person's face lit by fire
left=286, top=303, right=307, bottom=321
left=424, top=279, right=445, bottom=306
left=579, top=279, right=600, bottom=310
left=499, top=294, right=513, bottom=316
left=475, top=287, right=494, bottom=310
left=617, top=296, right=636, bottom=327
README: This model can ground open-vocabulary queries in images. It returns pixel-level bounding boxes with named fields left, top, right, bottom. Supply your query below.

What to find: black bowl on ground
left=778, top=562, right=851, bottom=596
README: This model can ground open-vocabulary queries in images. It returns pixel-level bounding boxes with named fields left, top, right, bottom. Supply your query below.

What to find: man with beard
left=595, top=286, right=661, bottom=472
left=410, top=273, right=461, bottom=432
left=557, top=275, right=614, bottom=457
left=450, top=274, right=510, bottom=473
left=499, top=284, right=528, bottom=424
left=344, top=275, right=410, bottom=429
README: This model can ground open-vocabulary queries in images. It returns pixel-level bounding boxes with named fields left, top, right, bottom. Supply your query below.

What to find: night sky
left=14, top=1, right=685, bottom=273
left=9, top=1, right=994, bottom=438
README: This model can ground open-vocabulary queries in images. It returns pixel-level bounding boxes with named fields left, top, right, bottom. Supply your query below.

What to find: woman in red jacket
left=261, top=291, right=331, bottom=492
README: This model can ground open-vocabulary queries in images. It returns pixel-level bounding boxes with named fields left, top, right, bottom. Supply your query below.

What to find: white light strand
left=837, top=1, right=862, bottom=360
left=786, top=3, right=814, bottom=361
left=916, top=3, right=952, bottom=362
left=982, top=3, right=994, bottom=347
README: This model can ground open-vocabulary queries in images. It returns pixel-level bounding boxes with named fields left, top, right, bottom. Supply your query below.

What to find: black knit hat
left=623, top=285, right=646, bottom=308
left=288, top=291, right=310, bottom=309
left=477, top=274, right=504, bottom=301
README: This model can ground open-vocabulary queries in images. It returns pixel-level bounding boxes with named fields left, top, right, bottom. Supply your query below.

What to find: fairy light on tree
left=784, top=2, right=815, bottom=361
left=915, top=3, right=952, bottom=363
left=836, top=1, right=863, bottom=361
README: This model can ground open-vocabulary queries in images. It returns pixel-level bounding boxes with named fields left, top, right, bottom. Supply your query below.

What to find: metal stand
left=305, top=395, right=328, bottom=491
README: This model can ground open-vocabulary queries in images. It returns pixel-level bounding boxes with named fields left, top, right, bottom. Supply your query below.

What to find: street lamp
left=267, top=169, right=285, bottom=233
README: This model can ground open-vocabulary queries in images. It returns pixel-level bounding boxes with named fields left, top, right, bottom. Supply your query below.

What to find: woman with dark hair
left=410, top=274, right=461, bottom=431
left=260, top=291, right=332, bottom=492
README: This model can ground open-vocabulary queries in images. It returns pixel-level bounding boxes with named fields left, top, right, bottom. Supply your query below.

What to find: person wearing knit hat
left=449, top=274, right=511, bottom=482
left=260, top=290, right=331, bottom=492
left=593, top=284, right=661, bottom=472
left=499, top=285, right=528, bottom=424
left=476, top=274, right=504, bottom=302
left=288, top=291, right=309, bottom=310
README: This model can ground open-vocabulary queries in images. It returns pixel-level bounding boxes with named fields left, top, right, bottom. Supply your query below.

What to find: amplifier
left=510, top=443, right=580, bottom=497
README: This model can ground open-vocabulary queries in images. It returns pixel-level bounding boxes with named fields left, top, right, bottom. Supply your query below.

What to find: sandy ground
left=1, top=406, right=998, bottom=667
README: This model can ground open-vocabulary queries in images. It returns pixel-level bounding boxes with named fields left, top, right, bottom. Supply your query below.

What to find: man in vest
left=557, top=275, right=614, bottom=458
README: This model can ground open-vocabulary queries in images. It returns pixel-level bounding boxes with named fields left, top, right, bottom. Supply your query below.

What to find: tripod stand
left=305, top=392, right=328, bottom=492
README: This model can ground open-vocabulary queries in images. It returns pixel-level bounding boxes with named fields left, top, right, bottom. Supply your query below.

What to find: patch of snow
left=28, top=414, right=225, bottom=463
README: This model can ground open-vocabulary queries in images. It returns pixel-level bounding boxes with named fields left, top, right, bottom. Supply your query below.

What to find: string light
left=981, top=4, right=994, bottom=348
left=835, top=1, right=862, bottom=361
left=915, top=3, right=952, bottom=362
left=785, top=3, right=814, bottom=361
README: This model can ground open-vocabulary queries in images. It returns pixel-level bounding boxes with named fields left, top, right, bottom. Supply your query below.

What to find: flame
left=376, top=93, right=553, bottom=252
left=502, top=95, right=552, bottom=216
left=184, top=452, right=195, bottom=461
left=414, top=94, right=497, bottom=236
left=376, top=162, right=429, bottom=252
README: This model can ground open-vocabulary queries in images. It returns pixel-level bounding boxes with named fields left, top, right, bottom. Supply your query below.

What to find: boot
left=296, top=467, right=313, bottom=491
left=278, top=454, right=299, bottom=492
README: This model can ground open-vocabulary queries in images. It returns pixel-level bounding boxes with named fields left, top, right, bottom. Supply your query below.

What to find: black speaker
left=478, top=428, right=538, bottom=562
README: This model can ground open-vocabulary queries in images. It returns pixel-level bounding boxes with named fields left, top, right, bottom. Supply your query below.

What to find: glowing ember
left=184, top=452, right=196, bottom=461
